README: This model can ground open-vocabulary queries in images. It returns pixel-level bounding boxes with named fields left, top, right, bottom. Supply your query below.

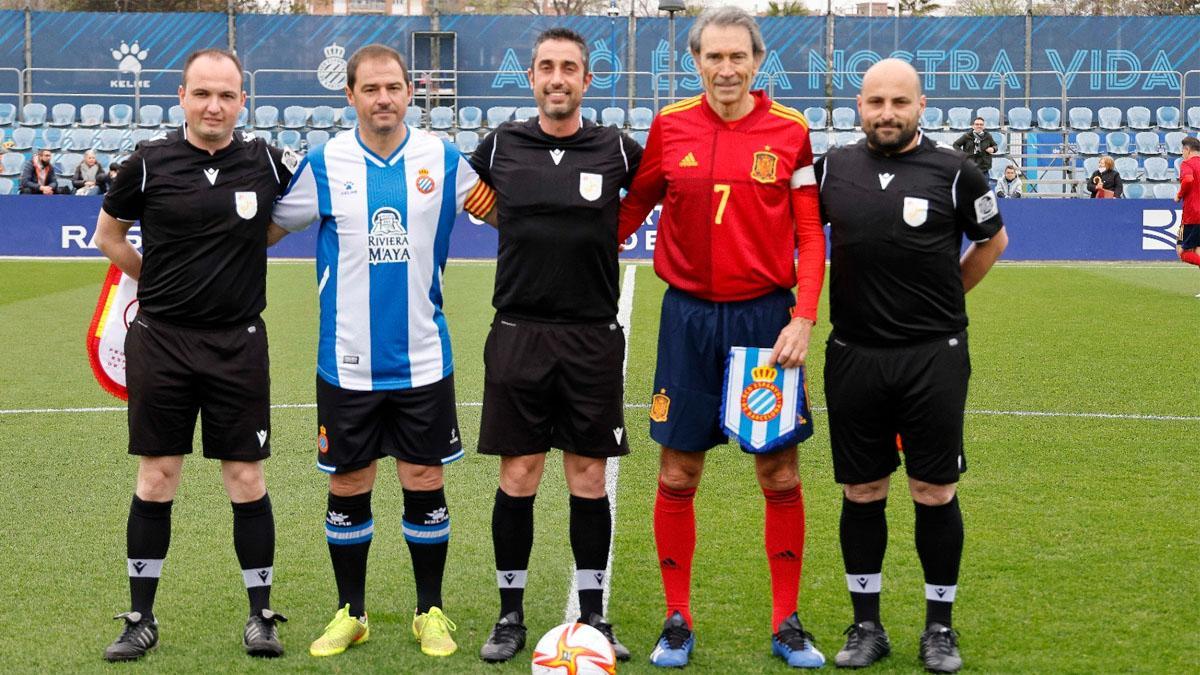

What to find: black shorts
left=1180, top=223, right=1200, bottom=250
left=479, top=315, right=629, bottom=458
left=315, top=373, right=462, bottom=474
left=125, top=313, right=271, bottom=461
left=823, top=332, right=971, bottom=486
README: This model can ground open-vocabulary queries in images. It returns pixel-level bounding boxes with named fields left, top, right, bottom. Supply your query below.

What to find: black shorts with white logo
left=823, top=332, right=971, bottom=486
left=315, top=374, right=462, bottom=474
left=479, top=315, right=630, bottom=458
left=125, top=313, right=271, bottom=461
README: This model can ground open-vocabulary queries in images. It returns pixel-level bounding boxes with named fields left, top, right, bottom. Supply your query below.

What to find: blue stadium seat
left=581, top=107, right=597, bottom=123
left=831, top=106, right=856, bottom=130
left=977, top=106, right=1001, bottom=129
left=339, top=106, right=357, bottom=129
left=282, top=106, right=308, bottom=129
left=0, top=152, right=23, bottom=176
left=1123, top=183, right=1145, bottom=199
left=1075, top=131, right=1100, bottom=154
left=458, top=106, right=482, bottom=130
left=1105, top=131, right=1131, bottom=155
left=57, top=152, right=82, bottom=176
left=835, top=131, right=860, bottom=147
left=1164, top=131, right=1185, bottom=155
left=1153, top=183, right=1177, bottom=199
left=76, top=104, right=103, bottom=127
left=1134, top=131, right=1161, bottom=155
left=1035, top=107, right=1061, bottom=130
left=50, top=103, right=76, bottom=127
left=431, top=130, right=452, bottom=141
left=0, top=103, right=15, bottom=126
left=600, top=107, right=624, bottom=127
left=254, top=105, right=279, bottom=129
left=166, top=105, right=184, bottom=128
left=405, top=107, right=425, bottom=127
left=309, top=106, right=336, bottom=130
left=252, top=130, right=272, bottom=144
left=1126, top=106, right=1153, bottom=130
left=108, top=104, right=133, bottom=127
left=989, top=159, right=1012, bottom=181
left=235, top=107, right=249, bottom=128
left=1082, top=156, right=1100, bottom=176
left=94, top=152, right=115, bottom=170
left=20, top=103, right=46, bottom=126
left=1097, top=106, right=1122, bottom=130
left=455, top=130, right=479, bottom=153
left=920, top=107, right=943, bottom=129
left=1188, top=106, right=1200, bottom=130
left=429, top=106, right=453, bottom=130
left=1143, top=156, right=1170, bottom=181
left=486, top=106, right=514, bottom=127
left=630, top=130, right=648, bottom=146
left=1155, top=105, right=1181, bottom=130
left=1114, top=156, right=1139, bottom=181
left=629, top=107, right=653, bottom=130
left=515, top=106, right=539, bottom=122
left=129, top=128, right=155, bottom=149
left=9, top=126, right=34, bottom=151
left=1007, top=107, right=1032, bottom=130
left=277, top=129, right=302, bottom=151
left=990, top=131, right=1007, bottom=155
left=41, top=127, right=63, bottom=150
left=95, top=129, right=123, bottom=152
left=810, top=131, right=829, bottom=155
left=305, top=129, right=330, bottom=149
left=947, top=106, right=973, bottom=130
left=62, top=127, right=92, bottom=152
left=0, top=176, right=13, bottom=194
left=1068, top=107, right=1093, bottom=130
left=804, top=106, right=827, bottom=130
left=138, top=104, right=163, bottom=128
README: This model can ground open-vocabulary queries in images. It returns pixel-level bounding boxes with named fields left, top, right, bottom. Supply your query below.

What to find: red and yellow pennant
left=86, top=263, right=138, bottom=401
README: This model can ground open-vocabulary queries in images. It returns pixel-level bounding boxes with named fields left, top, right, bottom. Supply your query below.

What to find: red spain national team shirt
left=618, top=90, right=825, bottom=321
left=1177, top=156, right=1200, bottom=225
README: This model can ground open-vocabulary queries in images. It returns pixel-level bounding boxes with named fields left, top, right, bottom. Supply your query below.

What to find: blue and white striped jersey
left=273, top=127, right=495, bottom=391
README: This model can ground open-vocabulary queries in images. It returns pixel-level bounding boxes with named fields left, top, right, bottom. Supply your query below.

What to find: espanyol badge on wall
left=235, top=191, right=258, bottom=219
left=721, top=346, right=813, bottom=453
left=579, top=172, right=602, bottom=202
left=903, top=196, right=928, bottom=227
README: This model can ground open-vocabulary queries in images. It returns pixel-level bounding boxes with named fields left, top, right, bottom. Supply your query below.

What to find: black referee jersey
left=103, top=128, right=293, bottom=329
left=816, top=132, right=1004, bottom=346
left=470, top=118, right=643, bottom=323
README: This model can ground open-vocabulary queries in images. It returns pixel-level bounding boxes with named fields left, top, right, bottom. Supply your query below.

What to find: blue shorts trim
left=650, top=287, right=794, bottom=452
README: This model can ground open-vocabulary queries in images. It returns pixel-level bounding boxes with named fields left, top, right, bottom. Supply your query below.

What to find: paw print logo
left=112, top=41, right=149, bottom=75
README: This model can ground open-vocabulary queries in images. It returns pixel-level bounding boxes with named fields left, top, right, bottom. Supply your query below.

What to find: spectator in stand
left=1086, top=156, right=1123, bottom=198
left=73, top=150, right=111, bottom=195
left=952, top=117, right=997, bottom=178
left=20, top=147, right=66, bottom=195
left=995, top=164, right=1023, bottom=198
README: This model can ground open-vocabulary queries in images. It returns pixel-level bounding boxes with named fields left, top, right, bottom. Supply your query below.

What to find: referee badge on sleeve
left=721, top=347, right=814, bottom=453
left=903, top=196, right=928, bottom=227
left=235, top=191, right=258, bottom=219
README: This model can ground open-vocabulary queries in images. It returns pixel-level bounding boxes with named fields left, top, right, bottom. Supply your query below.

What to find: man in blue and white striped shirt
left=270, top=43, right=495, bottom=660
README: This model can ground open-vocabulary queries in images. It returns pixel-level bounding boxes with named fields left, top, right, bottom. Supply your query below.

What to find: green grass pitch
left=0, top=259, right=1196, bottom=673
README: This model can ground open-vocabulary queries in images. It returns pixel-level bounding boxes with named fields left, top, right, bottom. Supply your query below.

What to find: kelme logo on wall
left=1142, top=208, right=1182, bottom=250
left=318, top=43, right=348, bottom=91
left=110, top=40, right=150, bottom=89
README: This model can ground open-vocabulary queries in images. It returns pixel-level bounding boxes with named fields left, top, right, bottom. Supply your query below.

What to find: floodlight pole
left=659, top=0, right=687, bottom=102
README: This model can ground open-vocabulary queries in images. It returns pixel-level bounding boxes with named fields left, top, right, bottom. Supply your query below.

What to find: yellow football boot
left=412, top=606, right=457, bottom=656
left=309, top=604, right=369, bottom=657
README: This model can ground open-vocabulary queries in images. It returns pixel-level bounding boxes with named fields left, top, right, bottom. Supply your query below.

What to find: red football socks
left=1180, top=249, right=1200, bottom=267
left=654, top=480, right=697, bottom=628
left=764, top=483, right=806, bottom=632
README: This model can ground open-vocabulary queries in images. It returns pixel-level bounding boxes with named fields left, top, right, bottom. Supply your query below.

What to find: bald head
left=858, top=58, right=925, bottom=154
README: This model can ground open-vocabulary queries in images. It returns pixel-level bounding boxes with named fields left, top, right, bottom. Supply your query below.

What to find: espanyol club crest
left=903, top=196, right=928, bottom=227
left=722, top=346, right=814, bottom=453
left=235, top=191, right=258, bottom=219
left=415, top=168, right=436, bottom=194
left=579, top=172, right=602, bottom=202
left=317, top=43, right=348, bottom=91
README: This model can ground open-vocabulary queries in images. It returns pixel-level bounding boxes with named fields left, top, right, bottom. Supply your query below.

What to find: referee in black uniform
left=815, top=59, right=1008, bottom=673
left=469, top=27, right=642, bottom=663
left=94, top=48, right=294, bottom=662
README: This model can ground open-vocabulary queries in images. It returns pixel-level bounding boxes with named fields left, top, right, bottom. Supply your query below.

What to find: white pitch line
left=564, top=263, right=636, bottom=624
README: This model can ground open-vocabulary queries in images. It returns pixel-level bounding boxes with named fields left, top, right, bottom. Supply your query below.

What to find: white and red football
left=531, top=622, right=617, bottom=675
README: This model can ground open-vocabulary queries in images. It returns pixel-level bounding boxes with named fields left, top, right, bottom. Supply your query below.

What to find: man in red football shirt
left=618, top=6, right=826, bottom=669
left=1175, top=136, right=1200, bottom=296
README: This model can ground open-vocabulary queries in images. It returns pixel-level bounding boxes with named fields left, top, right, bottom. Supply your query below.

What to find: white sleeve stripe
left=489, top=133, right=498, bottom=169
left=951, top=169, right=960, bottom=209
left=819, top=157, right=829, bottom=190
left=265, top=143, right=279, bottom=184
left=140, top=158, right=146, bottom=192
left=790, top=165, right=817, bottom=188
left=618, top=135, right=629, bottom=172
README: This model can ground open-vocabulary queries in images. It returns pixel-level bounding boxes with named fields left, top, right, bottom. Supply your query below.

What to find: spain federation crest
left=750, top=148, right=778, bottom=184
left=721, top=346, right=813, bottom=453
left=235, top=191, right=258, bottom=219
